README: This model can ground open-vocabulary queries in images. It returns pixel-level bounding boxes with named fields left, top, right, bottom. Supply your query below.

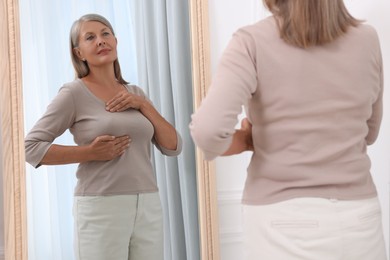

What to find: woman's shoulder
left=59, top=78, right=85, bottom=95
left=125, top=84, right=148, bottom=97
left=345, top=23, right=381, bottom=51
left=354, top=23, right=378, bottom=34
left=233, top=15, right=279, bottom=44
left=353, top=23, right=380, bottom=42
left=238, top=16, right=276, bottom=34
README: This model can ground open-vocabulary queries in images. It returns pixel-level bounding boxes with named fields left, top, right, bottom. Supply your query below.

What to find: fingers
left=106, top=92, right=125, bottom=106
left=96, top=135, right=116, bottom=142
left=109, top=101, right=129, bottom=112
left=90, top=135, right=132, bottom=161
left=114, top=135, right=131, bottom=146
left=111, top=136, right=130, bottom=158
left=240, top=119, right=254, bottom=151
left=106, top=92, right=130, bottom=112
left=106, top=92, right=145, bottom=112
left=241, top=118, right=252, bottom=130
left=95, top=135, right=130, bottom=148
left=115, top=136, right=131, bottom=154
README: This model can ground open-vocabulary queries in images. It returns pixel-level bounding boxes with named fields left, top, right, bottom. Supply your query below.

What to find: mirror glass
left=207, top=0, right=389, bottom=259
left=18, top=0, right=199, bottom=259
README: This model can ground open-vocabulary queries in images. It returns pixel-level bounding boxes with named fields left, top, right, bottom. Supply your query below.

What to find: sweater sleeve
left=131, top=85, right=183, bottom=156
left=153, top=131, right=183, bottom=156
left=25, top=86, right=76, bottom=168
left=365, top=32, right=383, bottom=145
left=190, top=29, right=258, bottom=160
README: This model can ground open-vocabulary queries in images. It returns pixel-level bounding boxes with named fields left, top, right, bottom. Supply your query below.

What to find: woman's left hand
left=240, top=118, right=254, bottom=151
left=222, top=117, right=254, bottom=156
left=106, top=91, right=145, bottom=112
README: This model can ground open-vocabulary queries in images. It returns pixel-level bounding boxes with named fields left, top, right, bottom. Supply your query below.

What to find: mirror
left=4, top=0, right=389, bottom=260
left=1, top=0, right=218, bottom=259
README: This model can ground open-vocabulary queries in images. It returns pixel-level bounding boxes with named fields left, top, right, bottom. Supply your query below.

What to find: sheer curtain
left=130, top=1, right=200, bottom=260
left=19, top=1, right=138, bottom=259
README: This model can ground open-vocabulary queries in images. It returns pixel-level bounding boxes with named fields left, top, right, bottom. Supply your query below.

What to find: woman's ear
left=73, top=48, right=84, bottom=61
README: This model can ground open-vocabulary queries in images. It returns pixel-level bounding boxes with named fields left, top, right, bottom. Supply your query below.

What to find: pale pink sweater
left=190, top=17, right=383, bottom=205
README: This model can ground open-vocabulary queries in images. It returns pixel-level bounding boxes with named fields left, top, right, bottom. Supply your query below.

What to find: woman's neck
left=84, top=66, right=118, bottom=89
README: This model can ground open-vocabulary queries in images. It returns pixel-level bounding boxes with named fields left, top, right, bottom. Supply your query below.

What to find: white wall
left=208, top=1, right=390, bottom=259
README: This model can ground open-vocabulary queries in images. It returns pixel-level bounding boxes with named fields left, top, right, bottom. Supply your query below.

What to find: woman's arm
left=190, top=29, right=257, bottom=160
left=365, top=49, right=383, bottom=145
left=139, top=101, right=178, bottom=150
left=40, top=135, right=130, bottom=165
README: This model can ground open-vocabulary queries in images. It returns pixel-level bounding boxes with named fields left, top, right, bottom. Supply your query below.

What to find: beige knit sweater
left=25, top=79, right=182, bottom=196
left=190, top=16, right=383, bottom=205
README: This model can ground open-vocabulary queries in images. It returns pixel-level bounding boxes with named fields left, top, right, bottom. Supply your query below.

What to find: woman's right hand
left=89, top=135, right=131, bottom=161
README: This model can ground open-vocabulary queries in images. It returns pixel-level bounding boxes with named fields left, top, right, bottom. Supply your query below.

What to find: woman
left=25, top=13, right=182, bottom=260
left=190, top=0, right=386, bottom=259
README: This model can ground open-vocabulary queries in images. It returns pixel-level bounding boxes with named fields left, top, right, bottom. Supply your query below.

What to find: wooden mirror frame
left=1, top=0, right=219, bottom=259
left=1, top=0, right=28, bottom=259
left=189, top=0, right=220, bottom=260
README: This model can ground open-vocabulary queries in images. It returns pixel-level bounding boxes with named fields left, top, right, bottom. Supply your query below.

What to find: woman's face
left=74, top=20, right=118, bottom=68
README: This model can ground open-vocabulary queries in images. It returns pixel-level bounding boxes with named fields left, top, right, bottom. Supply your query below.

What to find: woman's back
left=190, top=16, right=383, bottom=204
left=190, top=1, right=386, bottom=258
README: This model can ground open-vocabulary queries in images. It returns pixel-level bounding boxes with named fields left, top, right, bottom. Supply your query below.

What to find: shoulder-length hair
left=69, top=13, right=129, bottom=84
left=263, top=0, right=362, bottom=48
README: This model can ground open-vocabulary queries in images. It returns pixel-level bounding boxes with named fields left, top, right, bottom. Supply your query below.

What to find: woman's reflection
left=24, top=13, right=182, bottom=260
left=190, top=0, right=386, bottom=259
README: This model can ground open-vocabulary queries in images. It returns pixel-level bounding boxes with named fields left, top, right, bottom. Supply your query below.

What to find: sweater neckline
left=76, top=78, right=130, bottom=106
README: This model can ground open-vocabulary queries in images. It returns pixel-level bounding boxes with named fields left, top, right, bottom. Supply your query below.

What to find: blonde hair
left=263, top=0, right=361, bottom=48
left=69, top=14, right=129, bottom=84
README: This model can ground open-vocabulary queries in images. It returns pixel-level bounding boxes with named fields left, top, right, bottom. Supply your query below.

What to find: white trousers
left=242, top=197, right=387, bottom=260
left=73, top=192, right=163, bottom=260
